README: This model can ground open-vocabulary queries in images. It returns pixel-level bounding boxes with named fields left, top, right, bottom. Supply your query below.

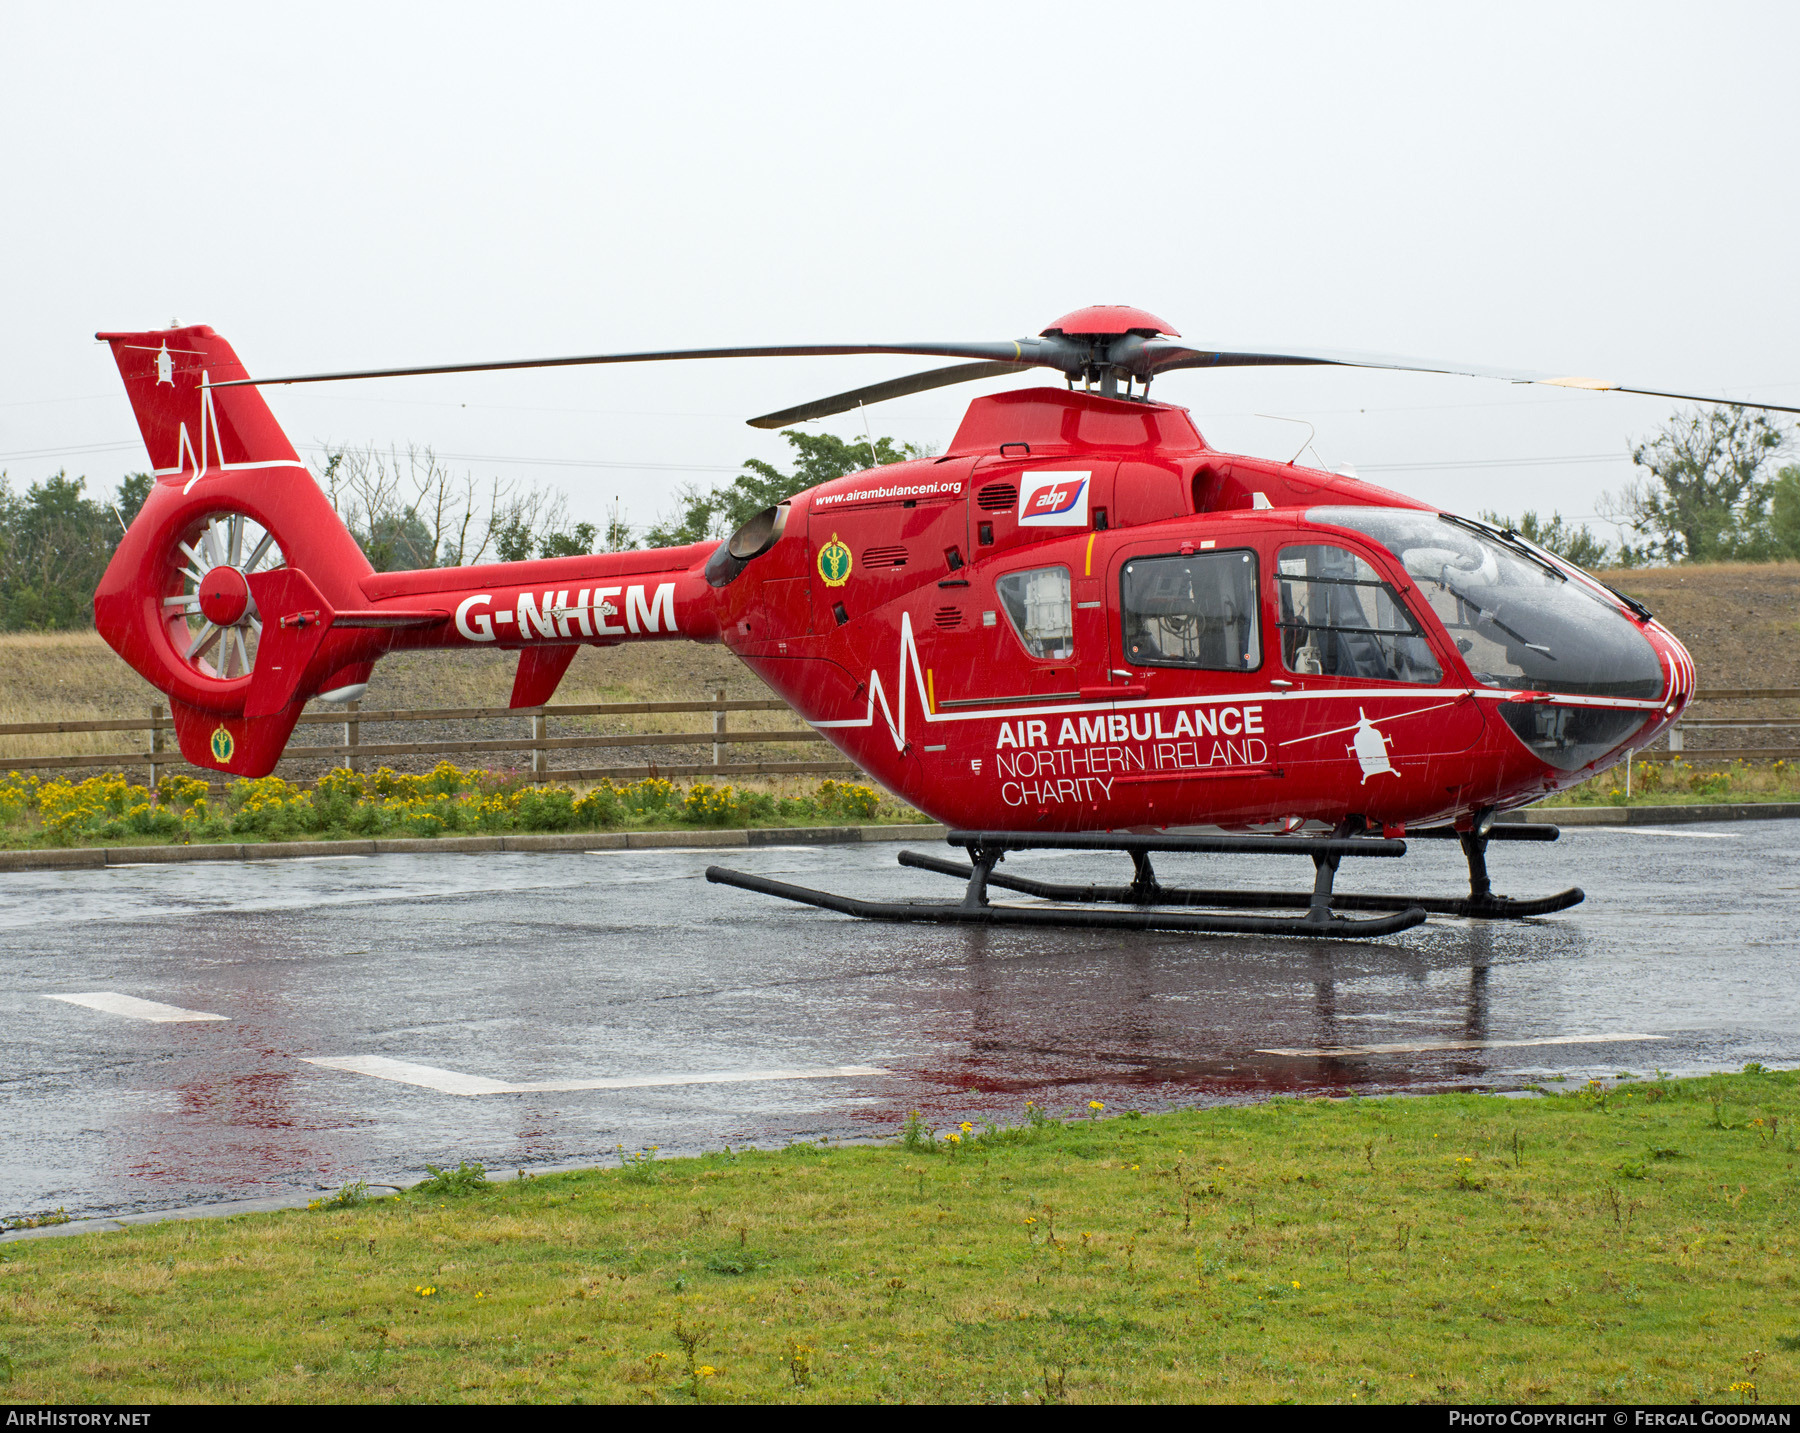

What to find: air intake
left=976, top=483, right=1016, bottom=511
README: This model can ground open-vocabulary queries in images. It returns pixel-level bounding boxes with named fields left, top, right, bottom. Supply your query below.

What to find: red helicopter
left=91, top=307, right=1790, bottom=939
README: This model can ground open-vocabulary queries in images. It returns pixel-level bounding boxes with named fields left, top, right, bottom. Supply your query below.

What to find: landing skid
left=706, top=827, right=1436, bottom=940
left=896, top=823, right=1583, bottom=921
left=893, top=854, right=1580, bottom=919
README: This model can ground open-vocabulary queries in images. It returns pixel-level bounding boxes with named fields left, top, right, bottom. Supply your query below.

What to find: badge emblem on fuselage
left=817, top=535, right=853, bottom=587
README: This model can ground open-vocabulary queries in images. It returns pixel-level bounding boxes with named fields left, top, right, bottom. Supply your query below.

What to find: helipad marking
left=45, top=992, right=227, bottom=1023
left=1588, top=828, right=1737, bottom=840
left=1257, top=1032, right=1667, bottom=1058
left=302, top=1055, right=886, bottom=1097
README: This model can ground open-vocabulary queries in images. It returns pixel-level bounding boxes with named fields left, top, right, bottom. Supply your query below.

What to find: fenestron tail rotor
left=165, top=511, right=287, bottom=684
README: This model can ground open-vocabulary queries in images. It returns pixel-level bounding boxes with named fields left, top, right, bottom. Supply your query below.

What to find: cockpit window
left=1120, top=550, right=1259, bottom=671
left=996, top=565, right=1074, bottom=659
left=1307, top=508, right=1665, bottom=699
left=1275, top=545, right=1442, bottom=684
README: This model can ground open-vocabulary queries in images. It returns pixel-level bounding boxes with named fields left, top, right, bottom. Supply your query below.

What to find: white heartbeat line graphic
left=138, top=368, right=306, bottom=494
left=811, top=611, right=938, bottom=751
left=807, top=622, right=1645, bottom=756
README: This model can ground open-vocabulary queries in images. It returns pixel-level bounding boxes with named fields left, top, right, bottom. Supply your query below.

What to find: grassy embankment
left=3, top=1070, right=1797, bottom=1403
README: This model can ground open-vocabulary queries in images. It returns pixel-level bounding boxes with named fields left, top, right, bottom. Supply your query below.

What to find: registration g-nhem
left=92, top=306, right=1768, bottom=938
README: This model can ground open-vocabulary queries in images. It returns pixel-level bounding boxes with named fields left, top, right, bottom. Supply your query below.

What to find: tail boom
left=96, top=325, right=726, bottom=777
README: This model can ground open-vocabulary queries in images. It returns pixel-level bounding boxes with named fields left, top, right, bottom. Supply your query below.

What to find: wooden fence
left=1634, top=688, right=1800, bottom=764
left=0, top=689, right=860, bottom=789
left=0, top=687, right=1793, bottom=788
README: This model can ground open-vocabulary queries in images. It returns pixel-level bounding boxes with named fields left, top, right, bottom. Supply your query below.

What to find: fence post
left=1625, top=749, right=1632, bottom=799
left=1667, top=724, right=1684, bottom=753
left=147, top=703, right=165, bottom=795
left=531, top=712, right=547, bottom=778
left=711, top=683, right=728, bottom=771
left=344, top=700, right=360, bottom=773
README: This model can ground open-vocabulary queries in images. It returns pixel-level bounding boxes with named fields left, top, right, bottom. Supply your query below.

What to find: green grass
left=1541, top=758, right=1798, bottom=808
left=0, top=806, right=935, bottom=853
left=3, top=1072, right=1797, bottom=1404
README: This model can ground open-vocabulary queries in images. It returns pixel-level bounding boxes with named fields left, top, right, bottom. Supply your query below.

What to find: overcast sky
left=4, top=2, right=1796, bottom=547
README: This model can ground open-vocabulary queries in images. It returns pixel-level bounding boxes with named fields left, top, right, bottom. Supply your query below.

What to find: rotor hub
left=196, top=565, right=251, bottom=627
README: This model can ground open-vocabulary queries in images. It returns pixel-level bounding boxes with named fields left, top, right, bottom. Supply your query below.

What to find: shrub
left=815, top=778, right=881, bottom=821
left=473, top=791, right=516, bottom=832
left=311, top=768, right=366, bottom=827
left=623, top=777, right=678, bottom=816
left=515, top=785, right=580, bottom=831
left=155, top=774, right=210, bottom=810
left=412, top=1161, right=489, bottom=1197
left=420, top=761, right=469, bottom=797
left=38, top=774, right=146, bottom=843
left=0, top=773, right=37, bottom=827
left=224, top=776, right=313, bottom=838
left=574, top=783, right=622, bottom=827
left=123, top=802, right=182, bottom=838
left=395, top=807, right=447, bottom=838
left=682, top=782, right=776, bottom=825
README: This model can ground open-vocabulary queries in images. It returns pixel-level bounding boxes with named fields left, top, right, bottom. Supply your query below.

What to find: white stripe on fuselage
left=807, top=614, right=1670, bottom=751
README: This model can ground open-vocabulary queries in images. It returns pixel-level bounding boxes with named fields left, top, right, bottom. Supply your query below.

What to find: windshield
left=1307, top=508, right=1665, bottom=699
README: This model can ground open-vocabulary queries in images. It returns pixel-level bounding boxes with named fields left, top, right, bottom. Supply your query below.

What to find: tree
left=643, top=430, right=928, bottom=548
left=1767, top=465, right=1800, bottom=560
left=1478, top=509, right=1613, bottom=570
left=0, top=470, right=147, bottom=630
left=1602, top=406, right=1789, bottom=563
left=538, top=522, right=598, bottom=559
left=313, top=444, right=593, bottom=570
left=601, top=497, right=637, bottom=553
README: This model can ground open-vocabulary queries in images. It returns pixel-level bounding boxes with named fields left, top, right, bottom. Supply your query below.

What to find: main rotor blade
left=1138, top=342, right=1800, bottom=415
left=748, top=360, right=1042, bottom=430
left=208, top=340, right=1045, bottom=389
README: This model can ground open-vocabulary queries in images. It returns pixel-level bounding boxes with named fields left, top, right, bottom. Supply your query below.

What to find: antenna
left=857, top=401, right=878, bottom=469
left=1255, top=413, right=1318, bottom=466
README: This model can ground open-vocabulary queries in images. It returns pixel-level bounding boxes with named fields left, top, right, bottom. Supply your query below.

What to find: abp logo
left=1017, top=472, right=1091, bottom=527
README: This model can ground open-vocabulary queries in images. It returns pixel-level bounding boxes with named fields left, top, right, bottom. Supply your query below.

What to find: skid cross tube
left=706, top=825, right=1429, bottom=940
left=892, top=819, right=1582, bottom=922
left=896, top=852, right=1583, bottom=920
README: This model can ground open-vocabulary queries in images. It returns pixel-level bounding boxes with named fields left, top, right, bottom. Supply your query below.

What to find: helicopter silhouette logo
left=1348, top=709, right=1397, bottom=783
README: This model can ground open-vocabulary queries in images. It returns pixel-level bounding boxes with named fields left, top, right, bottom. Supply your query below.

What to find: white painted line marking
left=302, top=1056, right=511, bottom=1095
left=502, top=1065, right=888, bottom=1094
left=302, top=1056, right=887, bottom=1097
left=1257, top=1031, right=1667, bottom=1058
left=584, top=848, right=756, bottom=858
left=45, top=992, right=228, bottom=1023
left=1567, top=827, right=1737, bottom=839
left=249, top=854, right=371, bottom=862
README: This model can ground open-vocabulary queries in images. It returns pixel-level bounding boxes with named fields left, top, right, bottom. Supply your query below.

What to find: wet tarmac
left=2, top=822, right=1796, bottom=1222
